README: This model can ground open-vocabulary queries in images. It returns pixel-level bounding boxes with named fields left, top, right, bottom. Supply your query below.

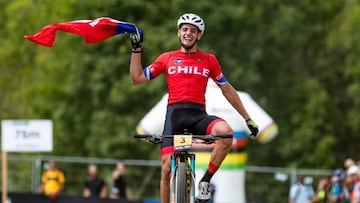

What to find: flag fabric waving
left=24, top=17, right=142, bottom=47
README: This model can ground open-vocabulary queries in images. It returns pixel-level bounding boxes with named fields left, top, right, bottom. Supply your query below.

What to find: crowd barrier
left=2, top=192, right=160, bottom=203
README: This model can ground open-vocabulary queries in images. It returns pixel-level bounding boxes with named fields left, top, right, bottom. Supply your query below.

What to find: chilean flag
left=24, top=17, right=142, bottom=47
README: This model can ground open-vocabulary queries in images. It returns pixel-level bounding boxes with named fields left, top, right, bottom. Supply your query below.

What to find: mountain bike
left=134, top=133, right=233, bottom=203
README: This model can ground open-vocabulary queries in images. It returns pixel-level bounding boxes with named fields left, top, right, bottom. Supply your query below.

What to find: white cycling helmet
left=177, top=13, right=205, bottom=32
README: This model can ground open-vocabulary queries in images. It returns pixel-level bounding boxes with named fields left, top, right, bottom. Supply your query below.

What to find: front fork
left=170, top=152, right=196, bottom=203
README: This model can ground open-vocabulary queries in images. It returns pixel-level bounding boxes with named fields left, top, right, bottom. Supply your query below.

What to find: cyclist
left=129, top=13, right=259, bottom=202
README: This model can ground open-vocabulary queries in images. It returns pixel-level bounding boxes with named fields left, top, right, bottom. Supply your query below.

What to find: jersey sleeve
left=289, top=185, right=298, bottom=198
left=208, top=54, right=227, bottom=86
left=58, top=171, right=65, bottom=184
left=307, top=185, right=315, bottom=197
left=143, top=52, right=170, bottom=80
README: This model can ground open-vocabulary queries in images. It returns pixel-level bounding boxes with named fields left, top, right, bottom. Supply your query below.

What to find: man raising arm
left=129, top=13, right=258, bottom=203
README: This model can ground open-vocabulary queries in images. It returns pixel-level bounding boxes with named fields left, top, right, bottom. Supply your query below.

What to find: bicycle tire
left=175, top=162, right=187, bottom=203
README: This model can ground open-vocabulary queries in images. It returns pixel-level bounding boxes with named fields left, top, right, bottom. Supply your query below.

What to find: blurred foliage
left=1, top=0, right=360, bottom=200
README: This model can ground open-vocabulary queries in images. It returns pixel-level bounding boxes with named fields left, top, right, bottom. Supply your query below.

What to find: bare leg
left=206, top=121, right=233, bottom=176
left=160, top=154, right=171, bottom=203
left=198, top=121, right=233, bottom=200
left=210, top=121, right=233, bottom=166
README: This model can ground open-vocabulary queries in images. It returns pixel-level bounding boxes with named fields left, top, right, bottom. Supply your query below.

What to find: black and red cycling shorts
left=160, top=102, right=224, bottom=156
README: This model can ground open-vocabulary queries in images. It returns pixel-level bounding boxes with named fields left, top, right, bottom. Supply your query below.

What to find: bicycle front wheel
left=175, top=162, right=187, bottom=203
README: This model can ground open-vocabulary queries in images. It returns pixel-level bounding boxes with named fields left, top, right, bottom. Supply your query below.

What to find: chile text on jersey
left=143, top=49, right=227, bottom=105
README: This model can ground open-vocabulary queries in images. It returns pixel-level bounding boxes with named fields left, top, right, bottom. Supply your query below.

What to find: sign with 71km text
left=1, top=120, right=53, bottom=152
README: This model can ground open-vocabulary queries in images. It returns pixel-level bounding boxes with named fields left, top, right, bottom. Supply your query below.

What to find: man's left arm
left=219, top=82, right=259, bottom=136
left=219, top=82, right=250, bottom=119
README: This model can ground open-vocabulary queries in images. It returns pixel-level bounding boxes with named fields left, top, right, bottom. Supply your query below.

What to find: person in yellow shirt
left=38, top=160, right=65, bottom=199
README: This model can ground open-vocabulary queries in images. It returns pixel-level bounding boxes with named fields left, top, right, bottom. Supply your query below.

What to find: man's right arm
left=288, top=185, right=296, bottom=203
left=129, top=48, right=148, bottom=85
left=129, top=31, right=148, bottom=85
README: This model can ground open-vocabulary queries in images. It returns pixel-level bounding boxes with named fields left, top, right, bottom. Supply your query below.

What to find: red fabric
left=206, top=118, right=225, bottom=135
left=146, top=50, right=226, bottom=105
left=160, top=146, right=174, bottom=157
left=208, top=161, right=219, bottom=174
left=24, top=17, right=137, bottom=47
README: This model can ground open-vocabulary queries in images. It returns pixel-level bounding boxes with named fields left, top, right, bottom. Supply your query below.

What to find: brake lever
left=203, top=135, right=216, bottom=144
left=148, top=135, right=163, bottom=144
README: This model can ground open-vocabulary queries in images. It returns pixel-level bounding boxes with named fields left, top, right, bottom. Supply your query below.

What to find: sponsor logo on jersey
left=168, top=66, right=210, bottom=77
left=175, top=58, right=183, bottom=64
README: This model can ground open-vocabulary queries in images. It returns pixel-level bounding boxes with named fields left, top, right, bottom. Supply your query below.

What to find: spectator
left=345, top=158, right=356, bottom=170
left=313, top=177, right=330, bottom=203
left=83, top=164, right=107, bottom=198
left=328, top=168, right=345, bottom=203
left=38, top=160, right=65, bottom=200
left=343, top=167, right=356, bottom=203
left=289, top=175, right=315, bottom=203
left=347, top=165, right=359, bottom=203
left=353, top=172, right=360, bottom=203
left=110, top=162, right=132, bottom=200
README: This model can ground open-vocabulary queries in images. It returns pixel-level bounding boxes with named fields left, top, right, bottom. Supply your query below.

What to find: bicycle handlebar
left=134, top=134, right=233, bottom=144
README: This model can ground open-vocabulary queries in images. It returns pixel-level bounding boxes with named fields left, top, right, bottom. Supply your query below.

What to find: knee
left=214, top=133, right=233, bottom=150
left=221, top=136, right=233, bottom=149
left=162, top=165, right=171, bottom=179
left=212, top=122, right=233, bottom=148
left=218, top=130, right=233, bottom=149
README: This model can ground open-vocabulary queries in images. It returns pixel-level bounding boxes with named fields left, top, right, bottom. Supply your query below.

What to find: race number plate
left=173, top=135, right=192, bottom=150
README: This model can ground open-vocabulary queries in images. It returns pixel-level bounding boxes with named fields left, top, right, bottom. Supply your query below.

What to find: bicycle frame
left=170, top=134, right=199, bottom=203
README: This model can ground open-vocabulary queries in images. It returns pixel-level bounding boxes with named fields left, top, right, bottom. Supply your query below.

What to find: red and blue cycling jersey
left=143, top=49, right=227, bottom=105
